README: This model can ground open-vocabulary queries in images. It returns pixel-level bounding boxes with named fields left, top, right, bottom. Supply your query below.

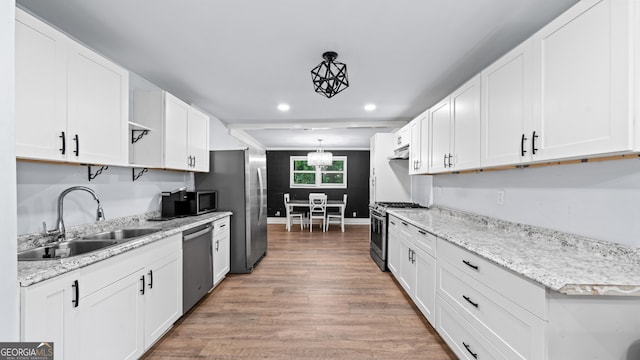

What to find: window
left=290, top=156, right=347, bottom=188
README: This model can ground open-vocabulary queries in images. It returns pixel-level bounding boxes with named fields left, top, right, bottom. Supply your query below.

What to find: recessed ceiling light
left=278, top=103, right=290, bottom=112
left=364, top=104, right=376, bottom=111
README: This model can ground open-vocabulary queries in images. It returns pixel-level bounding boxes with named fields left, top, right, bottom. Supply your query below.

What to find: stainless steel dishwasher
left=182, top=223, right=214, bottom=314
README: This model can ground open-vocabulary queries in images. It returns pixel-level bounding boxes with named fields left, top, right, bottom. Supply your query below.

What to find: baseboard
left=267, top=217, right=369, bottom=225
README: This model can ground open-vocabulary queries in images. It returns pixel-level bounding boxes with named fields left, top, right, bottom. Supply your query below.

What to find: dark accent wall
left=266, top=150, right=370, bottom=218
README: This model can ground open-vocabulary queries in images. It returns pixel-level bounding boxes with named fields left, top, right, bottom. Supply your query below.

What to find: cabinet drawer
left=438, top=260, right=545, bottom=360
left=436, top=295, right=509, bottom=360
left=437, top=238, right=546, bottom=319
left=213, top=216, right=230, bottom=236
left=409, top=225, right=436, bottom=257
left=388, top=216, right=411, bottom=240
left=80, top=234, right=181, bottom=298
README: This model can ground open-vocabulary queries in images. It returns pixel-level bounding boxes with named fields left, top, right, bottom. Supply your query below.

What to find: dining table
left=286, top=199, right=346, bottom=213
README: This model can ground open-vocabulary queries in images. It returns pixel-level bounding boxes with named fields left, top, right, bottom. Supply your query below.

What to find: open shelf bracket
left=131, top=130, right=150, bottom=144
left=132, top=167, right=149, bottom=182
left=88, top=165, right=109, bottom=181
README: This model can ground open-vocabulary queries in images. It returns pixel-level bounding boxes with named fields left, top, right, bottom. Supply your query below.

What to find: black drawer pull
left=401, top=222, right=408, bottom=226
left=73, top=134, right=79, bottom=156
left=463, top=295, right=479, bottom=308
left=418, top=230, right=427, bottom=235
left=532, top=131, right=539, bottom=154
left=463, top=342, right=478, bottom=359
left=72, top=280, right=79, bottom=308
left=521, top=133, right=527, bottom=156
left=390, top=220, right=395, bottom=225
left=140, top=275, right=145, bottom=295
left=59, top=131, right=66, bottom=154
left=462, top=260, right=479, bottom=271
left=148, top=270, right=153, bottom=289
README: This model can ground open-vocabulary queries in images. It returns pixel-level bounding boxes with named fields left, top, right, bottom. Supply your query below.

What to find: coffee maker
left=160, top=188, right=191, bottom=218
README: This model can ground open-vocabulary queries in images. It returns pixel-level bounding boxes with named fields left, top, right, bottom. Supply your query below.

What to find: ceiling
left=17, top=0, right=579, bottom=150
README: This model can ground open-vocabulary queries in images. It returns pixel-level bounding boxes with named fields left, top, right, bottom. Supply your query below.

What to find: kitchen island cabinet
left=386, top=207, right=640, bottom=360
left=15, top=8, right=129, bottom=166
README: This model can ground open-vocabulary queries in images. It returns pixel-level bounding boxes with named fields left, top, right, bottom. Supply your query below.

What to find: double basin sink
left=18, top=228, right=162, bottom=261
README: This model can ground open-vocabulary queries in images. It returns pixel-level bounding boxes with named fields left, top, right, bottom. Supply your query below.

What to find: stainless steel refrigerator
left=195, top=148, right=267, bottom=273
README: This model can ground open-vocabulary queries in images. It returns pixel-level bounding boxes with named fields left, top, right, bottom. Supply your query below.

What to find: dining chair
left=326, top=193, right=347, bottom=232
left=308, top=193, right=327, bottom=232
left=284, top=193, right=304, bottom=231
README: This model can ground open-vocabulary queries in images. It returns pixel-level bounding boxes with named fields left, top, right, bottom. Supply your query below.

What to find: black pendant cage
left=311, top=51, right=349, bottom=98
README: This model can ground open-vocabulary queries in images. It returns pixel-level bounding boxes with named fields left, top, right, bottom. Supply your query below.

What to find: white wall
left=17, top=162, right=192, bottom=235
left=432, top=158, right=640, bottom=248
left=1, top=0, right=19, bottom=341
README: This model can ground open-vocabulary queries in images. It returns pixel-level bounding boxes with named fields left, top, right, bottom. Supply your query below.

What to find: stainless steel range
left=369, top=202, right=427, bottom=271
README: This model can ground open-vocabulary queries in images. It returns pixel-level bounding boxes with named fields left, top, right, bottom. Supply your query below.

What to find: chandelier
left=310, top=51, right=349, bottom=98
left=307, top=139, right=333, bottom=166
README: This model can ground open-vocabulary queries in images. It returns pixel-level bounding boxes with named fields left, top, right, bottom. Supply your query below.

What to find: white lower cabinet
left=212, top=217, right=231, bottom=287
left=20, top=233, right=182, bottom=360
left=387, top=215, right=436, bottom=324
left=77, top=269, right=145, bottom=360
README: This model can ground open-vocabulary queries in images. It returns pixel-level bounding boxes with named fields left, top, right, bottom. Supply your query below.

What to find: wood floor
left=142, top=224, right=457, bottom=360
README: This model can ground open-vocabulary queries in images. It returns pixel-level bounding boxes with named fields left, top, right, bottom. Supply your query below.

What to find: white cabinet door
left=66, top=42, right=129, bottom=166
left=164, top=93, right=190, bottom=170
left=532, top=0, right=632, bottom=160
left=20, top=272, right=79, bottom=360
left=451, top=75, right=481, bottom=171
left=397, top=237, right=415, bottom=295
left=429, top=98, right=451, bottom=173
left=213, top=218, right=230, bottom=286
left=77, top=269, right=145, bottom=360
left=387, top=219, right=401, bottom=276
left=144, top=252, right=182, bottom=349
left=413, top=247, right=436, bottom=324
left=15, top=9, right=68, bottom=161
left=481, top=40, right=533, bottom=167
left=409, top=111, right=429, bottom=175
left=188, top=107, right=210, bottom=172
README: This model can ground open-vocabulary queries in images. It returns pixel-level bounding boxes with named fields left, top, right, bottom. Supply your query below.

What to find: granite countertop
left=17, top=211, right=232, bottom=287
left=387, top=207, right=640, bottom=296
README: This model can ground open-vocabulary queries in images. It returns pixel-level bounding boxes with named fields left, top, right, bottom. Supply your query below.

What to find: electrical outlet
left=497, top=190, right=505, bottom=205
left=352, top=212, right=357, bottom=217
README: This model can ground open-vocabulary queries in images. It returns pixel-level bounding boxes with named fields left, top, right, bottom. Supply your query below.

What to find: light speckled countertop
left=17, top=211, right=232, bottom=287
left=387, top=207, right=640, bottom=296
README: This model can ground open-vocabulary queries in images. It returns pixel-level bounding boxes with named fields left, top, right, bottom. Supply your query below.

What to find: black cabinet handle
left=521, top=134, right=527, bottom=156
left=73, top=134, right=79, bottom=156
left=411, top=250, right=416, bottom=264
left=220, top=224, right=227, bottom=228
left=390, top=220, right=396, bottom=225
left=463, top=342, right=478, bottom=359
left=443, top=154, right=448, bottom=168
left=148, top=270, right=153, bottom=289
left=532, top=131, right=539, bottom=155
left=140, top=275, right=145, bottom=295
left=72, top=280, right=79, bottom=307
left=418, top=230, right=427, bottom=235
left=59, top=132, right=66, bottom=154
left=193, top=156, right=196, bottom=167
left=448, top=153, right=453, bottom=167
left=408, top=248, right=412, bottom=262
left=401, top=222, right=408, bottom=226
left=462, top=260, right=479, bottom=271
left=463, top=295, right=479, bottom=308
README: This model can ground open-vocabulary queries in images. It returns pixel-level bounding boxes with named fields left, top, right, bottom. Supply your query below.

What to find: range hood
left=388, top=145, right=409, bottom=160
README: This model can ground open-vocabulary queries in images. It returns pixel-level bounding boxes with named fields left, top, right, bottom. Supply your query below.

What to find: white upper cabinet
left=428, top=97, right=451, bottom=173
left=409, top=110, right=429, bottom=175
left=531, top=0, right=633, bottom=160
left=429, top=75, right=481, bottom=174
left=163, top=93, right=190, bottom=170
left=132, top=89, right=210, bottom=172
left=15, top=9, right=129, bottom=166
left=164, top=93, right=210, bottom=172
left=481, top=40, right=533, bottom=167
left=393, top=124, right=410, bottom=150
left=187, top=107, right=210, bottom=172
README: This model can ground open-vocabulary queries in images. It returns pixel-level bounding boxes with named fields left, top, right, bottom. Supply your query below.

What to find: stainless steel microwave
left=187, top=190, right=217, bottom=215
